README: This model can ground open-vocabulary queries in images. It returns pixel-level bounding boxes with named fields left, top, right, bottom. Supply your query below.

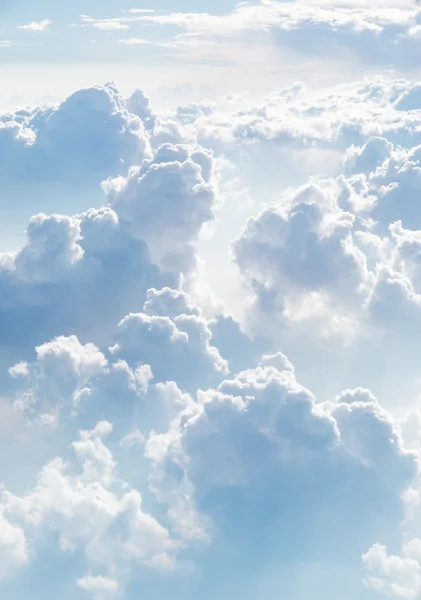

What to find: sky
left=3, top=1, right=421, bottom=600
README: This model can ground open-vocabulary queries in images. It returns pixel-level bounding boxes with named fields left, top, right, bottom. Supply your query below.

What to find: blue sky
left=3, top=1, right=421, bottom=600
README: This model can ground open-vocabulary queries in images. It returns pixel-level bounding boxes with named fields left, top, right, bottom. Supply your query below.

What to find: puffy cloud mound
left=0, top=83, right=149, bottom=184
left=110, top=297, right=228, bottom=393
left=77, top=575, right=119, bottom=600
left=0, top=139, right=220, bottom=371
left=104, top=143, right=216, bottom=272
left=362, top=540, right=421, bottom=599
left=225, top=127, right=421, bottom=405
left=9, top=288, right=227, bottom=428
left=146, top=358, right=417, bottom=580
left=233, top=182, right=369, bottom=338
left=1, top=422, right=176, bottom=584
left=0, top=512, right=28, bottom=581
left=0, top=208, right=167, bottom=359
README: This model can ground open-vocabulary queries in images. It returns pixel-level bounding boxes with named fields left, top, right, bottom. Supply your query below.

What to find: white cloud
left=0, top=83, right=149, bottom=185
left=18, top=19, right=51, bottom=32
left=8, top=288, right=226, bottom=428
left=233, top=181, right=370, bottom=339
left=2, top=422, right=176, bottom=584
left=146, top=357, right=417, bottom=570
left=118, top=38, right=158, bottom=45
left=4, top=55, right=421, bottom=600
left=83, top=2, right=421, bottom=70
left=104, top=143, right=217, bottom=272
left=0, top=511, right=28, bottom=580
left=0, top=129, right=221, bottom=374
left=93, top=21, right=130, bottom=31
left=120, top=428, right=145, bottom=449
left=77, top=575, right=119, bottom=600
left=363, top=541, right=421, bottom=599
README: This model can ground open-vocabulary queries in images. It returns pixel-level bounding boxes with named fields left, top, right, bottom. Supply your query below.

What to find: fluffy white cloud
left=233, top=181, right=370, bottom=338
left=104, top=143, right=216, bottom=272
left=8, top=288, right=227, bottom=429
left=77, top=575, right=119, bottom=600
left=2, top=422, right=176, bottom=584
left=0, top=83, right=149, bottom=185
left=0, top=511, right=28, bottom=580
left=18, top=19, right=51, bottom=31
left=363, top=541, right=421, bottom=599
left=224, top=112, right=421, bottom=403
left=146, top=358, right=417, bottom=574
left=4, top=58, right=421, bottom=600
left=0, top=207, right=168, bottom=364
left=0, top=135, right=220, bottom=377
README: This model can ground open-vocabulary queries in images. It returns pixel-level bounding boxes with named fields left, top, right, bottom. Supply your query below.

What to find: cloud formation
left=0, top=83, right=149, bottom=187
left=3, top=61, right=421, bottom=600
left=18, top=19, right=51, bottom=32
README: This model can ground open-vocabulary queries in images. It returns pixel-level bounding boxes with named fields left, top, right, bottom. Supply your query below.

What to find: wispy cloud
left=125, top=9, right=156, bottom=13
left=93, top=20, right=130, bottom=31
left=118, top=37, right=170, bottom=48
left=18, top=19, right=52, bottom=32
left=118, top=38, right=155, bottom=45
left=0, top=40, right=40, bottom=48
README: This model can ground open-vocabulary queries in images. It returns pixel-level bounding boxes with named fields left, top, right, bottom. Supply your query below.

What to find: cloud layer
left=3, top=61, right=421, bottom=600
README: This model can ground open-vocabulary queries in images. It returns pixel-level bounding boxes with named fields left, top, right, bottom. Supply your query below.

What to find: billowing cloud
left=8, top=288, right=227, bottom=430
left=0, top=511, right=28, bottom=580
left=2, top=422, right=177, bottom=585
left=0, top=137, right=219, bottom=374
left=3, top=37, right=421, bottom=600
left=363, top=540, right=421, bottom=599
left=104, top=143, right=216, bottom=272
left=146, top=357, right=417, bottom=590
left=0, top=83, right=149, bottom=186
left=233, top=181, right=370, bottom=339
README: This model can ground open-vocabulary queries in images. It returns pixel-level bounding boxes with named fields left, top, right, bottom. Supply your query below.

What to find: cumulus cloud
left=213, top=94, right=421, bottom=404
left=77, top=575, right=119, bottom=600
left=146, top=358, right=417, bottom=585
left=104, top=143, right=216, bottom=272
left=0, top=136, right=220, bottom=374
left=18, top=19, right=51, bottom=32
left=8, top=288, right=227, bottom=429
left=233, top=181, right=370, bottom=338
left=0, top=208, right=168, bottom=364
left=363, top=541, right=421, bottom=599
left=0, top=511, right=28, bottom=580
left=0, top=83, right=149, bottom=186
left=1, top=422, right=176, bottom=587
left=4, top=46, right=421, bottom=600
left=110, top=308, right=227, bottom=393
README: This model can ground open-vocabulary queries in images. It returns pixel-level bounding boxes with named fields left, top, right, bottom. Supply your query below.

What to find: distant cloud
left=126, top=8, right=156, bottom=13
left=77, top=575, right=119, bottom=599
left=92, top=20, right=130, bottom=31
left=118, top=37, right=155, bottom=45
left=18, top=19, right=51, bottom=32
